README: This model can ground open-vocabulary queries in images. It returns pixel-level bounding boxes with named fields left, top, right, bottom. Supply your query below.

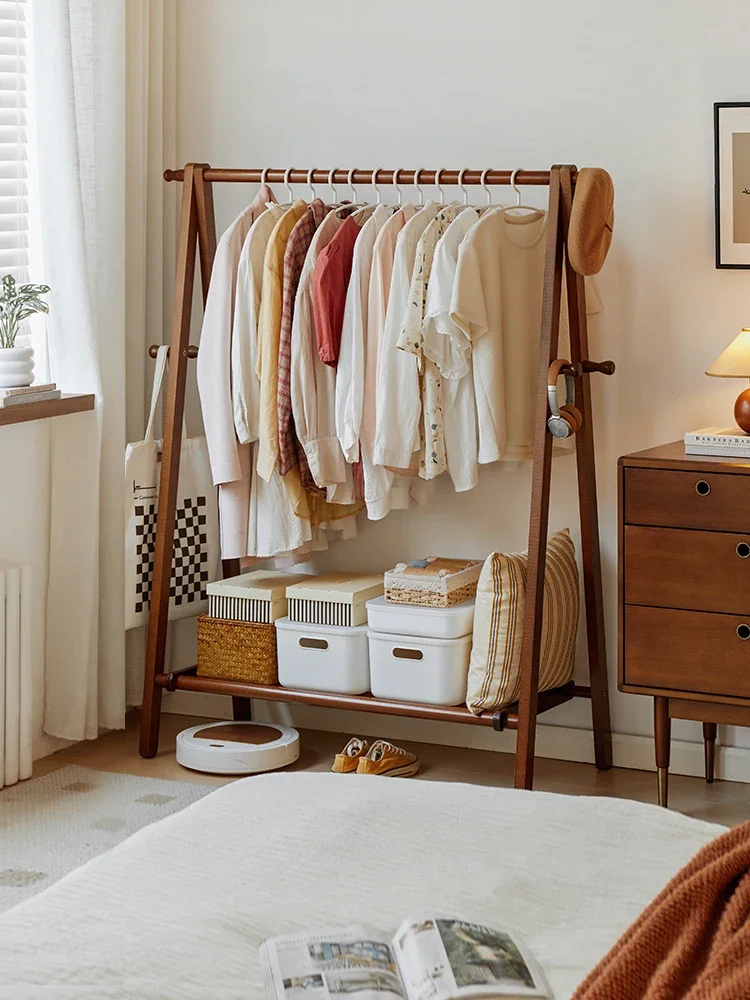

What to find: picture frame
left=714, top=102, right=750, bottom=268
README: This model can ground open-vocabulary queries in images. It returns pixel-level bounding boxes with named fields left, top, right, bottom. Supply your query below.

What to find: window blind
left=0, top=0, right=27, bottom=279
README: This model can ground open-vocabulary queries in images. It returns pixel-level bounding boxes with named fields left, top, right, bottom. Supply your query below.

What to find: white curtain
left=124, top=0, right=178, bottom=707
left=33, top=0, right=175, bottom=740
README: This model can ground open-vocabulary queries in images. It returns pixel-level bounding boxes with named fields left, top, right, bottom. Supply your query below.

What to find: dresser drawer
left=624, top=467, right=750, bottom=533
left=623, top=605, right=750, bottom=699
left=624, top=524, right=750, bottom=615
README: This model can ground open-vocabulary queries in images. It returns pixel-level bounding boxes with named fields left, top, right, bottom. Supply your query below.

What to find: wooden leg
left=232, top=697, right=252, bottom=721
left=654, top=696, right=671, bottom=807
left=559, top=170, right=613, bottom=772
left=514, top=168, right=565, bottom=791
left=703, top=721, right=717, bottom=783
left=140, top=165, right=200, bottom=759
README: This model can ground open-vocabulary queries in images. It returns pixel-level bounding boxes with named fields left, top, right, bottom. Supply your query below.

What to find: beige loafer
left=356, top=739, right=420, bottom=777
left=332, top=737, right=369, bottom=773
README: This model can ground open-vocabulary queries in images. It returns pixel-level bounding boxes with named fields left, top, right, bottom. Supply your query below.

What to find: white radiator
left=0, top=564, right=32, bottom=788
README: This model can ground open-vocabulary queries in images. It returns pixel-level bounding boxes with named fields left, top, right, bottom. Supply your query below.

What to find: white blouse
left=372, top=201, right=439, bottom=471
left=335, top=203, right=391, bottom=464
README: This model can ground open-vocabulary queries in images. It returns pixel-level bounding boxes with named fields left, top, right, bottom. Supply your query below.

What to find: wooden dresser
left=619, top=441, right=750, bottom=807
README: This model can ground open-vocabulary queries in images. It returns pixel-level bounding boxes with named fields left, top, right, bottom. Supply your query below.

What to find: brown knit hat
left=568, top=168, right=614, bottom=276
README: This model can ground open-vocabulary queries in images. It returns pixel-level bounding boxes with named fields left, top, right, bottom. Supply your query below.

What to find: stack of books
left=0, top=383, right=61, bottom=408
left=684, top=426, right=750, bottom=457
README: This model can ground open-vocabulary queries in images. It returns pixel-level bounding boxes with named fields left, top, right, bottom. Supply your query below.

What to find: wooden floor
left=28, top=711, right=750, bottom=827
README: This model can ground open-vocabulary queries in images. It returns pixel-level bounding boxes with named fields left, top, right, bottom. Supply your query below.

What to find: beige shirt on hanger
left=397, top=204, right=462, bottom=480
left=255, top=200, right=308, bottom=482
left=450, top=210, right=602, bottom=463
left=196, top=184, right=274, bottom=558
left=231, top=203, right=286, bottom=446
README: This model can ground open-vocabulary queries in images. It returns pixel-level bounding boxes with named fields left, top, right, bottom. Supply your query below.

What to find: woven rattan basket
left=197, top=615, right=277, bottom=684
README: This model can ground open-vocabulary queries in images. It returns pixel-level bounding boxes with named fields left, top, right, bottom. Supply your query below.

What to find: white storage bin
left=368, top=629, right=472, bottom=706
left=275, top=617, right=370, bottom=694
left=366, top=596, right=475, bottom=640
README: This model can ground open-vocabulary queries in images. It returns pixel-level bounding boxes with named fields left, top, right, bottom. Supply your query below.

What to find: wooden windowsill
left=0, top=393, right=96, bottom=428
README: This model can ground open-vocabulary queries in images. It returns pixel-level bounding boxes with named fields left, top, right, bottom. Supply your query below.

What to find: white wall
left=170, top=0, right=750, bottom=772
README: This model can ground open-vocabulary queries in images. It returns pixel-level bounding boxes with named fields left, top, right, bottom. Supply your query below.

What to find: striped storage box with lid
left=285, top=573, right=384, bottom=628
left=206, top=571, right=311, bottom=623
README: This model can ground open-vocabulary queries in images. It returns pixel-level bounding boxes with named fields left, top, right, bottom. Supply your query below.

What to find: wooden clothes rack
left=139, top=163, right=614, bottom=789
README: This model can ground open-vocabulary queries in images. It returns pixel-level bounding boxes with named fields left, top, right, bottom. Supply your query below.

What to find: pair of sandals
left=331, top=737, right=420, bottom=777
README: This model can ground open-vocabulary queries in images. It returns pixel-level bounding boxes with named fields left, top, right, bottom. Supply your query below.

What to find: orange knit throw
left=572, top=820, right=750, bottom=1000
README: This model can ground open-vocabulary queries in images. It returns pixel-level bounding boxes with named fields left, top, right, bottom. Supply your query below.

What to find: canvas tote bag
left=125, top=346, right=220, bottom=630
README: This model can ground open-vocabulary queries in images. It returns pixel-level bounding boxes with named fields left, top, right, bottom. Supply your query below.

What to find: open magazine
left=260, top=917, right=551, bottom=1000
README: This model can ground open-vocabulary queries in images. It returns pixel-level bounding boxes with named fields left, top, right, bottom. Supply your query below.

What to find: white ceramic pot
left=0, top=346, right=34, bottom=388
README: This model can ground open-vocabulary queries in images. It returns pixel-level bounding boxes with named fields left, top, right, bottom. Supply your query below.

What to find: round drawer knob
left=695, top=480, right=711, bottom=496
left=738, top=542, right=750, bottom=559
left=738, top=624, right=750, bottom=640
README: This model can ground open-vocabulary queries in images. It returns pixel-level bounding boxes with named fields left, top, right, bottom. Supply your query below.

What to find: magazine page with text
left=261, top=925, right=406, bottom=1000
left=392, top=917, right=550, bottom=1000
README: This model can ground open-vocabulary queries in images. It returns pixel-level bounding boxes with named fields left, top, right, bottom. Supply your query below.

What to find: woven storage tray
left=384, top=581, right=478, bottom=608
left=197, top=615, right=277, bottom=684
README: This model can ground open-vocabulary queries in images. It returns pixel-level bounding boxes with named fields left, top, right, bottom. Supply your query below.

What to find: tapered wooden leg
left=559, top=169, right=613, bottom=772
left=514, top=168, right=565, bottom=791
left=140, top=165, right=201, bottom=759
left=654, top=696, right=671, bottom=807
left=233, top=697, right=252, bottom=721
left=703, top=721, right=717, bottom=783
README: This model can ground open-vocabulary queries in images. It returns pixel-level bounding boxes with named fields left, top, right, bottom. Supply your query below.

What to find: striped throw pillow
left=466, top=529, right=579, bottom=715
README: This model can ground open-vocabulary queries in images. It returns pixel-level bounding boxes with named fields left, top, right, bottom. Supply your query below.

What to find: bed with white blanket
left=0, top=773, right=724, bottom=999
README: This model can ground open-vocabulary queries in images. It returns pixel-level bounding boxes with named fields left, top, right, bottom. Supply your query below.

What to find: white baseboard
left=161, top=691, right=750, bottom=784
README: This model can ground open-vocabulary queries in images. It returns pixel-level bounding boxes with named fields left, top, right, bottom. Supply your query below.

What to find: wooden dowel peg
left=148, top=344, right=198, bottom=359
left=582, top=359, right=616, bottom=376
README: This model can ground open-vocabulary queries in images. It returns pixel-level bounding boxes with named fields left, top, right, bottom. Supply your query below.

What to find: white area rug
left=0, top=765, right=211, bottom=911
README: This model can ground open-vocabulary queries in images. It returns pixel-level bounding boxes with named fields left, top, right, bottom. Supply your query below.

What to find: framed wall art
left=715, top=102, right=750, bottom=268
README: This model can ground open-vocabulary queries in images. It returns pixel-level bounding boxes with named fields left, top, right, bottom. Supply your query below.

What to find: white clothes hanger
left=480, top=168, right=493, bottom=206
left=497, top=168, right=545, bottom=222
left=284, top=167, right=295, bottom=203
left=371, top=168, right=383, bottom=205
left=436, top=167, right=448, bottom=205
left=328, top=168, right=339, bottom=204
left=393, top=168, right=405, bottom=206
left=413, top=167, right=426, bottom=206
left=458, top=167, right=470, bottom=206
left=307, top=168, right=319, bottom=202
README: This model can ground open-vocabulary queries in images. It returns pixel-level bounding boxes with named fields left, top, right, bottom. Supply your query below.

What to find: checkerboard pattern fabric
left=133, top=497, right=210, bottom=616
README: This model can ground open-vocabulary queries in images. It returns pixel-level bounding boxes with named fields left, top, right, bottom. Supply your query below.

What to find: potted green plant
left=0, top=274, right=51, bottom=388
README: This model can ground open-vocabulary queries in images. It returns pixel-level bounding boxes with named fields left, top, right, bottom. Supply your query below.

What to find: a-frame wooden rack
left=139, top=163, right=614, bottom=789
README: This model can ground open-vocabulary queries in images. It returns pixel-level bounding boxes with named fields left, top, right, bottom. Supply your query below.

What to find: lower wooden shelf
left=155, top=670, right=583, bottom=730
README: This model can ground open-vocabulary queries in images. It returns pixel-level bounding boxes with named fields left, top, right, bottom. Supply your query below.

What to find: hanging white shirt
left=196, top=187, right=274, bottom=558
left=335, top=203, right=391, bottom=464
left=423, top=206, right=482, bottom=492
left=361, top=204, right=432, bottom=519
left=372, top=201, right=439, bottom=470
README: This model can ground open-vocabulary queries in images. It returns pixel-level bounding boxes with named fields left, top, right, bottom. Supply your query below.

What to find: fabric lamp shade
left=706, top=329, right=750, bottom=378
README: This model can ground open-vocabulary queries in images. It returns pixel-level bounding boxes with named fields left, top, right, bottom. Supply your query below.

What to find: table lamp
left=706, top=328, right=750, bottom=433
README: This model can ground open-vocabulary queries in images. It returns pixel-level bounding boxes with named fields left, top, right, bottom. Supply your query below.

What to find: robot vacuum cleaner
left=176, top=721, right=300, bottom=775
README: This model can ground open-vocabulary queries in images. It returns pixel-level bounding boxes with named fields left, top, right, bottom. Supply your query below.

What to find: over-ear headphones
left=547, top=359, right=582, bottom=439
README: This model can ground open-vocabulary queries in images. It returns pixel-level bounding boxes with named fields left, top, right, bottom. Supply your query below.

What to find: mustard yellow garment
left=255, top=199, right=307, bottom=483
